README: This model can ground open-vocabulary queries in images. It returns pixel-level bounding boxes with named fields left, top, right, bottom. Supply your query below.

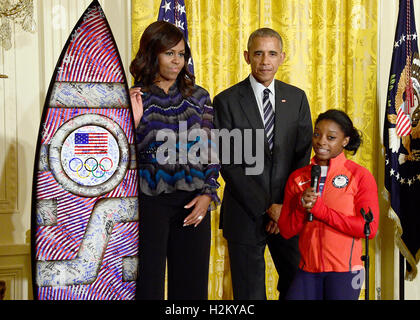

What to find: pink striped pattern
left=85, top=222, right=138, bottom=300
left=56, top=6, right=124, bottom=83
left=104, top=169, right=138, bottom=198
left=37, top=171, right=67, bottom=199
left=36, top=172, right=97, bottom=260
left=37, top=222, right=138, bottom=300
left=41, top=108, right=133, bottom=145
left=36, top=170, right=137, bottom=261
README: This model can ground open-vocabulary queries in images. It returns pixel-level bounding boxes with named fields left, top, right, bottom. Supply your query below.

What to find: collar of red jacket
left=310, top=151, right=347, bottom=170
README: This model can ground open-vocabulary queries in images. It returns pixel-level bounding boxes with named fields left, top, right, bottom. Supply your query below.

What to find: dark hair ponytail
left=315, top=109, right=362, bottom=155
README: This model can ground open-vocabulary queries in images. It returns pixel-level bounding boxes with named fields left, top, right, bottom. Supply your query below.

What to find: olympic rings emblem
left=69, top=157, right=114, bottom=179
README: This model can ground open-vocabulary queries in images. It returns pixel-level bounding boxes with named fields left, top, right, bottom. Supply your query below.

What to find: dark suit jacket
left=213, top=77, right=313, bottom=245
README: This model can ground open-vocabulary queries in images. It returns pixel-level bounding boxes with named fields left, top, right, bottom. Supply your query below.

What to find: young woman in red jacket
left=269, top=109, right=379, bottom=300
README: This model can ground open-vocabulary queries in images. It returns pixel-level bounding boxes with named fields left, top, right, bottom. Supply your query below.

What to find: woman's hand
left=129, top=87, right=144, bottom=127
left=183, top=195, right=212, bottom=227
left=301, top=187, right=320, bottom=212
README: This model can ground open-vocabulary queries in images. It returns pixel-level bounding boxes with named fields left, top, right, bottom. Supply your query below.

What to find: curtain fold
left=131, top=0, right=377, bottom=300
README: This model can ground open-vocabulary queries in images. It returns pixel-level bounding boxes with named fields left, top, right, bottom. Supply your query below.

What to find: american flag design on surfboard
left=31, top=0, right=139, bottom=300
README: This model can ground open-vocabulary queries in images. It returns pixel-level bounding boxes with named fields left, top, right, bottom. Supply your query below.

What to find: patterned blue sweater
left=135, top=81, right=220, bottom=207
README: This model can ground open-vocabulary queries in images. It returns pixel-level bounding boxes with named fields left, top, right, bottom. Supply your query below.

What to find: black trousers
left=228, top=233, right=300, bottom=300
left=135, top=191, right=211, bottom=300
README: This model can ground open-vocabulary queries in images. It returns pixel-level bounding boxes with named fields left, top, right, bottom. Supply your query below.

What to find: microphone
left=308, top=165, right=321, bottom=222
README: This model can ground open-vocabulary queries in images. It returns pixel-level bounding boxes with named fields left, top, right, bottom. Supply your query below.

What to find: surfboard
left=31, top=0, right=139, bottom=300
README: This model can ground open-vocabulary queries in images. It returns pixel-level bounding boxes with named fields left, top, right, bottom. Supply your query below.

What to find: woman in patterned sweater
left=129, top=21, right=219, bottom=300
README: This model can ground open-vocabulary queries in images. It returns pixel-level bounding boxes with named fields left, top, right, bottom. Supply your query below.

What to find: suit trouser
left=136, top=191, right=211, bottom=300
left=228, top=233, right=300, bottom=300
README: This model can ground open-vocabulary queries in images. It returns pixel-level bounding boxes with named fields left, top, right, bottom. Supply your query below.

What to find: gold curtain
left=131, top=0, right=378, bottom=300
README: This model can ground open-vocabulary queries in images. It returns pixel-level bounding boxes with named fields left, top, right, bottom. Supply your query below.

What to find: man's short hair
left=247, top=28, right=283, bottom=51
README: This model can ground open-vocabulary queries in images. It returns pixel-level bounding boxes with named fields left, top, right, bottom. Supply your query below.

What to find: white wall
left=0, top=0, right=131, bottom=300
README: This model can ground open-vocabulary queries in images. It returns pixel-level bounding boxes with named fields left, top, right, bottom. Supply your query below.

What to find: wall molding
left=0, top=244, right=31, bottom=300
left=0, top=22, right=19, bottom=215
left=0, top=264, right=24, bottom=300
left=0, top=244, right=30, bottom=256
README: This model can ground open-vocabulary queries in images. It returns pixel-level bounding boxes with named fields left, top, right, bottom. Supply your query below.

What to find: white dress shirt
left=249, top=74, right=276, bottom=123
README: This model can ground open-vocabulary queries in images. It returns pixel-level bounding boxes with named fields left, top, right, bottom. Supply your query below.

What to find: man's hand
left=266, top=220, right=280, bottom=234
left=266, top=203, right=283, bottom=223
left=265, top=203, right=282, bottom=234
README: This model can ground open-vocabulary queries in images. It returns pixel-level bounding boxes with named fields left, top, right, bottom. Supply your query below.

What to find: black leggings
left=135, top=191, right=211, bottom=300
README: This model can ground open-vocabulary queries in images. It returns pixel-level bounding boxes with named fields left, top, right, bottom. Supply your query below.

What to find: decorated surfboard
left=31, top=0, right=139, bottom=300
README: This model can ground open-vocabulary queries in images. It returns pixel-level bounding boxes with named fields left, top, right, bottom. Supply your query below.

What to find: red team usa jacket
left=278, top=152, right=379, bottom=273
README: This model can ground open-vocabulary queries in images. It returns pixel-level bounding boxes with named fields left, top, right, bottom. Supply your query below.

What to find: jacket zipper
left=349, top=237, right=355, bottom=271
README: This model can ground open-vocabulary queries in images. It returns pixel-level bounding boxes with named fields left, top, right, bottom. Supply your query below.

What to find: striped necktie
left=263, top=88, right=275, bottom=151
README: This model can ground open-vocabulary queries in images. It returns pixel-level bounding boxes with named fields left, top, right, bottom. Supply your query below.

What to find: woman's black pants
left=135, top=191, right=211, bottom=300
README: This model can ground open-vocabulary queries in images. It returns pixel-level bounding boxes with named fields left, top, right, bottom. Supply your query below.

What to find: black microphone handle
left=308, top=176, right=319, bottom=222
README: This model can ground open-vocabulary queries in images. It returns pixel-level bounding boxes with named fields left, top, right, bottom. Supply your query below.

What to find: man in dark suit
left=213, top=28, right=313, bottom=300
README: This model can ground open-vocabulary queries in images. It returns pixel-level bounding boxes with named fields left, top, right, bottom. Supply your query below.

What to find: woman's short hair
left=315, top=109, right=362, bottom=155
left=130, top=21, right=195, bottom=96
